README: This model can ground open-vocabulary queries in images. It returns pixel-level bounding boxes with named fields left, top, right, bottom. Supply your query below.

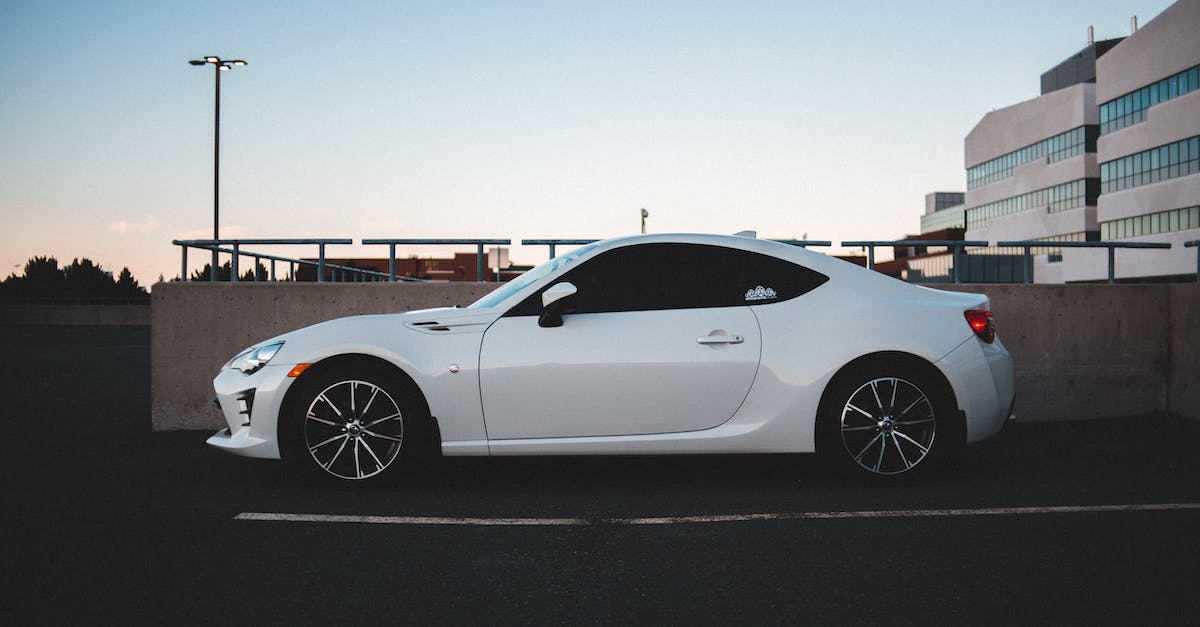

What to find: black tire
left=280, top=361, right=428, bottom=483
left=818, top=359, right=954, bottom=479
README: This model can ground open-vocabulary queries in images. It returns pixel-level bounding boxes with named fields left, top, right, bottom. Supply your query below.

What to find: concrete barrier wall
left=1, top=304, right=150, bottom=326
left=938, top=284, right=1189, bottom=422
left=150, top=282, right=1199, bottom=431
left=1170, top=284, right=1200, bottom=417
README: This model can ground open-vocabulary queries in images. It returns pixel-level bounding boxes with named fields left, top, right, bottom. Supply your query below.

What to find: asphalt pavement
left=3, top=325, right=1198, bottom=625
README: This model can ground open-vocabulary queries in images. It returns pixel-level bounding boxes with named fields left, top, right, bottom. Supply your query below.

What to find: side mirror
left=539, top=282, right=578, bottom=328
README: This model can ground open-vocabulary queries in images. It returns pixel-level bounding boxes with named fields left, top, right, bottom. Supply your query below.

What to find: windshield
left=468, top=242, right=600, bottom=309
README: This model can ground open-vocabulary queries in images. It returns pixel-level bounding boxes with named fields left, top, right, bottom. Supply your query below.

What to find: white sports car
left=208, top=233, right=1015, bottom=481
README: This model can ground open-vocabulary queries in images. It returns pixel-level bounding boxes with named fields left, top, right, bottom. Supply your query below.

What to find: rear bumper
left=937, top=334, right=1015, bottom=444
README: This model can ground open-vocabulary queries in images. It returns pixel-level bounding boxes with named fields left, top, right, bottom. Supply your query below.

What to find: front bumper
left=206, top=426, right=277, bottom=458
left=208, top=364, right=296, bottom=459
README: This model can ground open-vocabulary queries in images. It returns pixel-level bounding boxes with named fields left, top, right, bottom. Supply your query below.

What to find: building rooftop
left=1040, top=37, right=1125, bottom=95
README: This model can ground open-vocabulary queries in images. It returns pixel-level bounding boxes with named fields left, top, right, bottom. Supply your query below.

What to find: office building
left=1094, top=0, right=1200, bottom=281
left=962, top=0, right=1199, bottom=282
left=920, top=192, right=966, bottom=234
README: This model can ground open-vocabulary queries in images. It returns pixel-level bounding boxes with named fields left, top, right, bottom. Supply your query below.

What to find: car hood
left=241, top=306, right=506, bottom=367
left=302, top=306, right=505, bottom=338
left=397, top=306, right=507, bottom=334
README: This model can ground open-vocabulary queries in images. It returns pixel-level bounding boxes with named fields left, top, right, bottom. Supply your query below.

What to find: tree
left=23, top=256, right=63, bottom=287
left=1, top=256, right=64, bottom=298
left=63, top=258, right=114, bottom=297
left=115, top=267, right=142, bottom=297
left=190, top=260, right=270, bottom=282
left=0, top=255, right=147, bottom=300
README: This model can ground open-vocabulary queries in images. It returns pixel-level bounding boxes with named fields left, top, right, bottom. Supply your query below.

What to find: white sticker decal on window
left=744, top=286, right=777, bottom=302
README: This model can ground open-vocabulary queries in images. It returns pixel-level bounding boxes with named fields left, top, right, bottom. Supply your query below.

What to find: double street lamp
left=189, top=55, right=246, bottom=279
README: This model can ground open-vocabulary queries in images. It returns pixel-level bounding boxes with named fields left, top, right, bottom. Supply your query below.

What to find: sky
left=0, top=0, right=1176, bottom=286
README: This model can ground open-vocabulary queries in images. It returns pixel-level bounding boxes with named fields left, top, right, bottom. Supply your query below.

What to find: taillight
left=964, top=309, right=995, bottom=343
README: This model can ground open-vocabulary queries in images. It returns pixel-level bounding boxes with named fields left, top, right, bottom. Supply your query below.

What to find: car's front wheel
left=819, top=360, right=953, bottom=478
left=282, top=363, right=425, bottom=482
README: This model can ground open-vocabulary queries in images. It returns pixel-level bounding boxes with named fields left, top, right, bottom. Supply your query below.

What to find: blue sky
left=0, top=0, right=1175, bottom=284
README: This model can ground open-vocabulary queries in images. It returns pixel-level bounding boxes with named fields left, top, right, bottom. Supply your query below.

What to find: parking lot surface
left=4, top=326, right=1199, bottom=625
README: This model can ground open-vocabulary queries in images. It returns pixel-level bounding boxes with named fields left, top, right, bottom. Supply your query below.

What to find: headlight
left=225, top=341, right=285, bottom=374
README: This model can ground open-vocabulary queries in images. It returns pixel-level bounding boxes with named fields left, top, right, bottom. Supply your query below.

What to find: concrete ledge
left=939, top=284, right=1186, bottom=422
left=150, top=281, right=1200, bottom=431
left=1, top=303, right=150, bottom=326
left=1169, top=284, right=1200, bottom=418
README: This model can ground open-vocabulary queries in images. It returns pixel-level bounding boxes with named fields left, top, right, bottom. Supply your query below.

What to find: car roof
left=581, top=232, right=859, bottom=279
left=478, top=232, right=970, bottom=312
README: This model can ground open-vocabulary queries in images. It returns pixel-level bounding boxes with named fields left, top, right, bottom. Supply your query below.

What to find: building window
left=1100, top=65, right=1200, bottom=134
left=966, top=179, right=1096, bottom=229
left=966, top=125, right=1096, bottom=190
left=1100, top=136, right=1200, bottom=193
left=920, top=204, right=965, bottom=234
left=1100, top=206, right=1200, bottom=240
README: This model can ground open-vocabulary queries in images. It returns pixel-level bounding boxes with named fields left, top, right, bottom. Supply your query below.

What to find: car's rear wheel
left=820, top=360, right=952, bottom=478
left=282, top=363, right=425, bottom=483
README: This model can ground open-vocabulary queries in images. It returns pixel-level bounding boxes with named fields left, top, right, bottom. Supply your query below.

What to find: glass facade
left=1100, top=136, right=1200, bottom=193
left=1100, top=206, right=1200, bottom=240
left=920, top=204, right=965, bottom=234
left=966, top=179, right=1097, bottom=229
left=929, top=192, right=965, bottom=212
left=904, top=254, right=956, bottom=283
left=1099, top=65, right=1200, bottom=134
left=966, top=126, right=1096, bottom=190
left=905, top=233, right=1100, bottom=283
left=905, top=253, right=1026, bottom=283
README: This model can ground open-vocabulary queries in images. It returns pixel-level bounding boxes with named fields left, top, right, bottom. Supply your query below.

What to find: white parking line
left=236, top=502, right=1200, bottom=526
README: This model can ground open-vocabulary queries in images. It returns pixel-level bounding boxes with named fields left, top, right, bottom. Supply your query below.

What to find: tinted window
left=506, top=243, right=828, bottom=316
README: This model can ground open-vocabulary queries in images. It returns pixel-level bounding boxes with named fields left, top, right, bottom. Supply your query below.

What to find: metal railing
left=521, top=239, right=600, bottom=259
left=997, top=240, right=1173, bottom=284
left=362, top=239, right=511, bottom=282
left=520, top=238, right=836, bottom=258
left=173, top=239, right=393, bottom=283
left=174, top=236, right=1195, bottom=285
left=842, top=240, right=990, bottom=284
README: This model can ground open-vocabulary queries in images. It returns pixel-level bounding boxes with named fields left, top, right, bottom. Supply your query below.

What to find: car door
left=478, top=243, right=783, bottom=440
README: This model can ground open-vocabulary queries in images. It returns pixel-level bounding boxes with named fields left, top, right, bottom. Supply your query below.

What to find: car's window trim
left=502, top=242, right=829, bottom=317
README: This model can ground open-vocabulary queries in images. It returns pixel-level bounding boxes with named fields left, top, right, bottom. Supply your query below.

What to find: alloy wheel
left=839, top=377, right=936, bottom=476
left=303, top=379, right=405, bottom=480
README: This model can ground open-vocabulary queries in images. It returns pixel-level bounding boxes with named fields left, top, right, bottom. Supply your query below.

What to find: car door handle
left=697, top=334, right=744, bottom=345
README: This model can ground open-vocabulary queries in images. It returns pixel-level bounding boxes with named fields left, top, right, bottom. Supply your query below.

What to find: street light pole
left=213, top=60, right=220, bottom=243
left=189, top=56, right=246, bottom=280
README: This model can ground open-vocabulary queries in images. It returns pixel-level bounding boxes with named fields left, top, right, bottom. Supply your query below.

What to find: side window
left=565, top=244, right=711, bottom=312
left=506, top=243, right=828, bottom=316
left=732, top=247, right=829, bottom=306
